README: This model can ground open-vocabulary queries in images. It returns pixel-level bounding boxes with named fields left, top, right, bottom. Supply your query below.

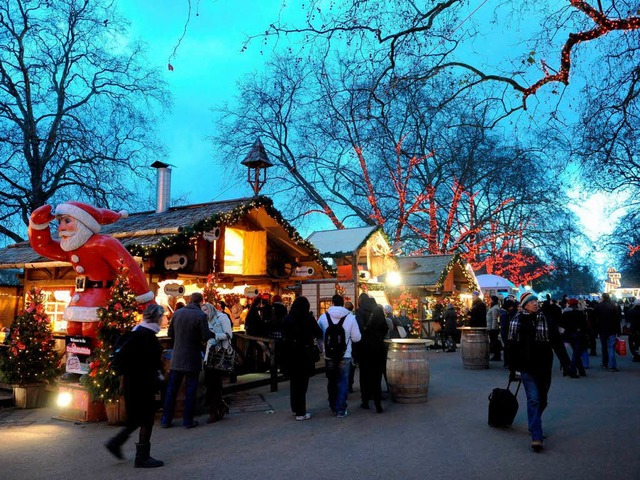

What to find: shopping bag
left=615, top=338, right=627, bottom=356
left=206, top=343, right=238, bottom=372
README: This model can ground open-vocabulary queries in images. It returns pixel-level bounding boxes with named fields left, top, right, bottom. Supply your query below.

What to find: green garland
left=126, top=196, right=335, bottom=275
left=435, top=253, right=478, bottom=290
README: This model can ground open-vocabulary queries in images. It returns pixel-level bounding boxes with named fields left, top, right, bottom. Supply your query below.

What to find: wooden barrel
left=459, top=327, right=489, bottom=369
left=385, top=339, right=430, bottom=403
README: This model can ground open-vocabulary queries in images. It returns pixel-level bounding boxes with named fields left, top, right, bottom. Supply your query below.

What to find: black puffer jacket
left=594, top=299, right=621, bottom=336
left=122, top=326, right=163, bottom=425
left=358, top=297, right=388, bottom=357
left=508, top=311, right=569, bottom=378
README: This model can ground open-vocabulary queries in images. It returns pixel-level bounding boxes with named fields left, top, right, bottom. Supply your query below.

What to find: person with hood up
left=357, top=296, right=388, bottom=413
left=559, top=298, right=588, bottom=378
left=281, top=296, right=322, bottom=421
left=318, top=294, right=361, bottom=418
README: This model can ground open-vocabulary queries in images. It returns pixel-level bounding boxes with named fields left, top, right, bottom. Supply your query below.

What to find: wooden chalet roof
left=306, top=226, right=379, bottom=257
left=0, top=196, right=332, bottom=274
left=396, top=254, right=479, bottom=290
left=0, top=241, right=53, bottom=268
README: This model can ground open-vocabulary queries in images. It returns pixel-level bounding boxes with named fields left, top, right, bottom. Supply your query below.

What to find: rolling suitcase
left=488, top=378, right=521, bottom=427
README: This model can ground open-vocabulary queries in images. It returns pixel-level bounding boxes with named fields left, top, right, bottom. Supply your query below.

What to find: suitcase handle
left=507, top=378, right=522, bottom=396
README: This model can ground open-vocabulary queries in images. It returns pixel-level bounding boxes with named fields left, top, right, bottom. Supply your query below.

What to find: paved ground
left=1, top=345, right=639, bottom=480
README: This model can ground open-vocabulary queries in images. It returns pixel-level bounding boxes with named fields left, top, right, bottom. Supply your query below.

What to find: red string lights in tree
left=355, top=142, right=433, bottom=238
left=355, top=146, right=386, bottom=226
left=522, top=1, right=640, bottom=101
left=301, top=204, right=345, bottom=229
left=354, top=141, right=552, bottom=286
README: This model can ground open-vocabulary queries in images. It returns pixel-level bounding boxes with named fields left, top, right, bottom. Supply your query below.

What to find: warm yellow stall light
left=386, top=271, right=402, bottom=286
left=57, top=391, right=73, bottom=408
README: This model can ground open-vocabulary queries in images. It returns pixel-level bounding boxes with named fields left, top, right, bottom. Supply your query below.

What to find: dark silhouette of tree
left=534, top=254, right=601, bottom=297
left=251, top=1, right=639, bottom=111
left=0, top=0, right=170, bottom=244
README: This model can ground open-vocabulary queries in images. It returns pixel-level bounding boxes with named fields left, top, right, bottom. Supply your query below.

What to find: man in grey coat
left=160, top=292, right=212, bottom=428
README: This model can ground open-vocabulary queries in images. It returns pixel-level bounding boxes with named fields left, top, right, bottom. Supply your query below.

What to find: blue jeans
left=599, top=334, right=617, bottom=369
left=161, top=370, right=199, bottom=427
left=521, top=372, right=550, bottom=442
left=567, top=333, right=586, bottom=374
left=325, top=358, right=351, bottom=415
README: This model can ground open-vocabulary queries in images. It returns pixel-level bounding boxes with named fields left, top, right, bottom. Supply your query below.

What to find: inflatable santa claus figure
left=28, top=201, right=155, bottom=339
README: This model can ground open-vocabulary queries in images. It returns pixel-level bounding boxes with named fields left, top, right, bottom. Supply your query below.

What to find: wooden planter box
left=105, top=398, right=127, bottom=426
left=12, top=384, right=46, bottom=409
left=56, top=384, right=106, bottom=422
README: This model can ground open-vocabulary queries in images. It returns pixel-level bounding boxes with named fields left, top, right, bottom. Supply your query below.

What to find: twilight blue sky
left=118, top=0, right=281, bottom=204
left=115, top=1, right=621, bottom=274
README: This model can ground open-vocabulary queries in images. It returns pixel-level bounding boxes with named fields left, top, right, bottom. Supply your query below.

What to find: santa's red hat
left=55, top=201, right=127, bottom=233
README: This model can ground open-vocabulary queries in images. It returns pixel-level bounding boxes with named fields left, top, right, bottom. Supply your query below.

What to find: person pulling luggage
left=507, top=292, right=570, bottom=453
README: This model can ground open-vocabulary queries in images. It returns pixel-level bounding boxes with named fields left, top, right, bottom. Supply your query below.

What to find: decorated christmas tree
left=0, top=288, right=62, bottom=385
left=81, top=261, right=140, bottom=403
left=203, top=272, right=221, bottom=305
left=395, top=287, right=422, bottom=337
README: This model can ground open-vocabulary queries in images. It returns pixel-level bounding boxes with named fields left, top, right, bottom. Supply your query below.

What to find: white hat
left=55, top=201, right=127, bottom=233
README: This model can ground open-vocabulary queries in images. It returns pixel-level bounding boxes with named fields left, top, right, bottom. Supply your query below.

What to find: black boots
left=207, top=400, right=230, bottom=424
left=105, top=429, right=130, bottom=460
left=134, top=443, right=164, bottom=468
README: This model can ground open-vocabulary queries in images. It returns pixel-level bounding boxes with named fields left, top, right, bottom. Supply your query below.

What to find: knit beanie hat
left=520, top=292, right=538, bottom=308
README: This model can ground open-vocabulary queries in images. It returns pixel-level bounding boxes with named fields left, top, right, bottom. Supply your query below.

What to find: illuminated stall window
left=41, top=289, right=71, bottom=333
left=224, top=228, right=266, bottom=275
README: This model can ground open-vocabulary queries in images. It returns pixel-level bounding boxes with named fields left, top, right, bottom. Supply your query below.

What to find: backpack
left=109, top=332, right=133, bottom=376
left=324, top=312, right=348, bottom=361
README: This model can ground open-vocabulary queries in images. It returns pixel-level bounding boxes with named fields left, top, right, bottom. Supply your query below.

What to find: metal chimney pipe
left=151, top=161, right=171, bottom=213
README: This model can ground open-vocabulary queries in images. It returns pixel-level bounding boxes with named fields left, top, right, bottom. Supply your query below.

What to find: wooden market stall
left=393, top=254, right=481, bottom=337
left=303, top=226, right=398, bottom=314
left=0, top=196, right=334, bottom=393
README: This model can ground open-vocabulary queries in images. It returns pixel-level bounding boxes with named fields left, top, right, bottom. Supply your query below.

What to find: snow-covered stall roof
left=476, top=274, right=515, bottom=290
left=307, top=226, right=378, bottom=256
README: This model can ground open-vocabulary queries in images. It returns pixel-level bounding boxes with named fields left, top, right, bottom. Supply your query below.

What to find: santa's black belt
left=84, top=279, right=114, bottom=289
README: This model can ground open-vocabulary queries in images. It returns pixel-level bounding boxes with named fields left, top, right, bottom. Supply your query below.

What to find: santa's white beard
left=59, top=222, right=93, bottom=251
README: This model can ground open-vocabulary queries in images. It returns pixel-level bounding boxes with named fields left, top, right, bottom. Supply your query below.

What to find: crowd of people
left=457, top=290, right=637, bottom=452
left=105, top=289, right=639, bottom=465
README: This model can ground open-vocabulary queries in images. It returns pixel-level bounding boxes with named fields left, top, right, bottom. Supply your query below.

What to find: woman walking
left=105, top=304, right=165, bottom=468
left=281, top=296, right=322, bottom=421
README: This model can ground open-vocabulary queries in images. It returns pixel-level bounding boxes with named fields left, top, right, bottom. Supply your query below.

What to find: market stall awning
left=395, top=254, right=480, bottom=292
